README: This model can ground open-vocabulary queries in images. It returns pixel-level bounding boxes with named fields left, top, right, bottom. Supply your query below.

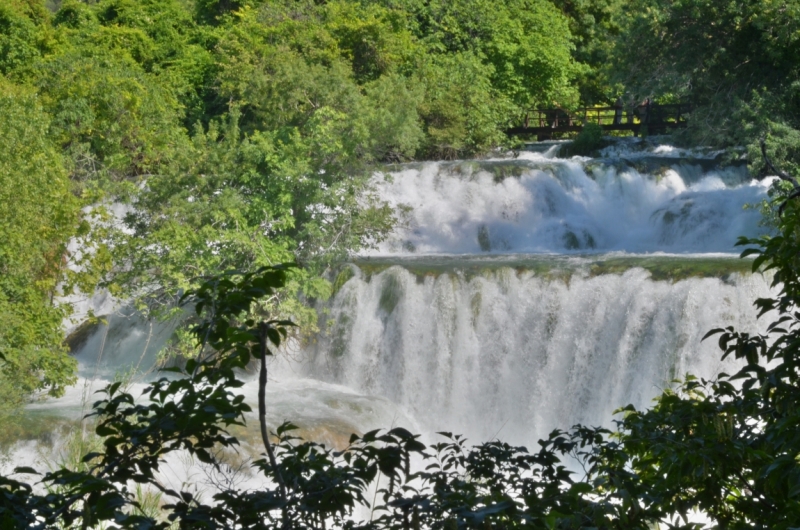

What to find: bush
left=568, top=122, right=605, bottom=156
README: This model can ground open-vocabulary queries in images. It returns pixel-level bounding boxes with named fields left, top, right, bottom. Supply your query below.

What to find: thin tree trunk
left=258, top=323, right=287, bottom=503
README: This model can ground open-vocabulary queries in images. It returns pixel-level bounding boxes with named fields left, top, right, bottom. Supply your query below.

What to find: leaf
left=568, top=482, right=593, bottom=494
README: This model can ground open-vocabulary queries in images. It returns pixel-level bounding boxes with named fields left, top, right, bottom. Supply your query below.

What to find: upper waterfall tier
left=369, top=141, right=769, bottom=255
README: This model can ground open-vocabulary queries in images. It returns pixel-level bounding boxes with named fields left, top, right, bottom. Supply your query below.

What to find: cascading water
left=369, top=146, right=762, bottom=255
left=5, top=138, right=777, bottom=470
left=278, top=260, right=769, bottom=445
left=269, top=138, right=776, bottom=444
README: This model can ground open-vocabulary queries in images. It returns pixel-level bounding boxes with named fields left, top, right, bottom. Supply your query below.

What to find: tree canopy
left=608, top=0, right=800, bottom=175
left=0, top=79, right=77, bottom=403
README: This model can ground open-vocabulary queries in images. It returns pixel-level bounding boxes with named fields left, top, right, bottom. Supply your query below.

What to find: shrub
left=569, top=122, right=605, bottom=156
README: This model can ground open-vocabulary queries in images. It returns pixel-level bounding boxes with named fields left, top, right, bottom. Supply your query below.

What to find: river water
left=4, top=137, right=777, bottom=469
left=268, top=138, right=774, bottom=445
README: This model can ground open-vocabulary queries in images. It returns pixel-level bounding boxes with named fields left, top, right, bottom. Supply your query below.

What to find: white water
left=284, top=138, right=774, bottom=443
left=6, top=139, right=777, bottom=477
left=371, top=147, right=767, bottom=255
left=276, top=263, right=771, bottom=445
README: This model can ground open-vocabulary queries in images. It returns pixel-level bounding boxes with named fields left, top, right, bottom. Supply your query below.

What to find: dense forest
left=3, top=0, right=800, bottom=527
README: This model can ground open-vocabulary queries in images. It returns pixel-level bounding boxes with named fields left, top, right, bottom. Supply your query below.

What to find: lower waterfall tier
left=50, top=258, right=774, bottom=449
left=273, top=260, right=772, bottom=445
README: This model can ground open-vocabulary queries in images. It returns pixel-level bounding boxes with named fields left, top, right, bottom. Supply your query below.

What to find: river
left=4, top=137, right=776, bottom=471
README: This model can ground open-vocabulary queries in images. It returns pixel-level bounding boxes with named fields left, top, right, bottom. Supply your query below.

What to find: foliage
left=609, top=0, right=800, bottom=173
left=617, top=0, right=800, bottom=101
left=212, top=0, right=578, bottom=157
left=551, top=0, right=626, bottom=104
left=566, top=122, right=605, bottom=156
left=415, top=51, right=511, bottom=158
left=0, top=79, right=77, bottom=399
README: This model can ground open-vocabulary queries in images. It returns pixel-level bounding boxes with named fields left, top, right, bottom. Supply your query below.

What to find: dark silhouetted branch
left=761, top=139, right=799, bottom=187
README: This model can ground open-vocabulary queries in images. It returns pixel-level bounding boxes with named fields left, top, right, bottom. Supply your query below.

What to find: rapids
left=5, top=137, right=777, bottom=467
left=370, top=143, right=764, bottom=255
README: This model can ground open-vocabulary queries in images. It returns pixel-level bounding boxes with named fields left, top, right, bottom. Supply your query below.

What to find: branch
left=761, top=139, right=800, bottom=216
left=761, top=139, right=799, bottom=187
left=778, top=188, right=800, bottom=217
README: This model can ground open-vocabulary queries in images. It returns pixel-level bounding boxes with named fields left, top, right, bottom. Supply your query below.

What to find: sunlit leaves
left=0, top=79, right=78, bottom=399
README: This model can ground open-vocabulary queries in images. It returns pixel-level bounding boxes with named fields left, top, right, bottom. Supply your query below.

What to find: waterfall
left=275, top=138, right=776, bottom=444
left=370, top=145, right=767, bottom=255
left=276, top=261, right=771, bottom=445
left=21, top=138, right=777, bottom=452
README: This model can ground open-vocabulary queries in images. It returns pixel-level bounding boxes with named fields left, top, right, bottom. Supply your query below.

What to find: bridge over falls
left=506, top=103, right=690, bottom=140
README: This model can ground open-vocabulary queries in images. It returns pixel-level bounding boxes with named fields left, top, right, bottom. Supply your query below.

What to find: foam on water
left=596, top=136, right=727, bottom=159
left=371, top=152, right=768, bottom=255
left=277, top=263, right=772, bottom=445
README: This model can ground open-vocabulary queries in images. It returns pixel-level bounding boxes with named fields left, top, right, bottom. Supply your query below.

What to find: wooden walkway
left=506, top=103, right=690, bottom=140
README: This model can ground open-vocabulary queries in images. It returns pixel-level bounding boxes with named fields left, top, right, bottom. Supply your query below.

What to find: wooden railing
left=507, top=103, right=691, bottom=139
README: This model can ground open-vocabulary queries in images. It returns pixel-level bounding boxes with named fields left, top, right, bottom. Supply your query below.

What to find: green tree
left=610, top=0, right=800, bottom=154
left=0, top=0, right=52, bottom=77
left=415, top=51, right=510, bottom=158
left=36, top=51, right=186, bottom=183
left=109, top=109, right=394, bottom=332
left=0, top=79, right=78, bottom=405
left=323, top=1, right=418, bottom=84
left=69, top=0, right=218, bottom=127
left=552, top=0, right=627, bottom=104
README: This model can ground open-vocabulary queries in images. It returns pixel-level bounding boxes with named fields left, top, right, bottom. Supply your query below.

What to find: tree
left=0, top=79, right=78, bottom=411
left=610, top=0, right=800, bottom=158
left=551, top=0, right=627, bottom=104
